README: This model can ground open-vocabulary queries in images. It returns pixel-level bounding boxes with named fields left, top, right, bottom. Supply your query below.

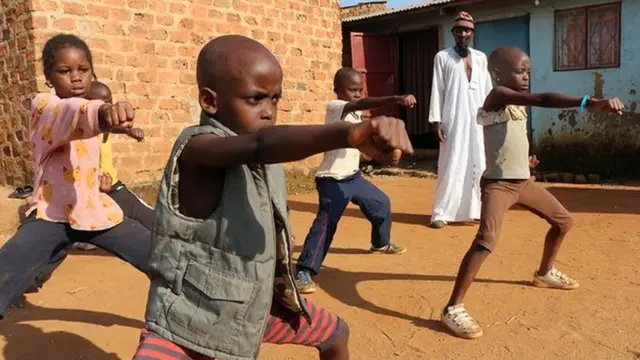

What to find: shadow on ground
left=0, top=303, right=143, bottom=360
left=313, top=265, right=529, bottom=335
left=545, top=186, right=640, bottom=214
left=288, top=200, right=431, bottom=226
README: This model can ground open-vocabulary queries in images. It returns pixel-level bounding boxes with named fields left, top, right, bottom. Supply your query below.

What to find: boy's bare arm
left=180, top=117, right=413, bottom=169
left=487, top=86, right=625, bottom=113
left=342, top=95, right=416, bottom=116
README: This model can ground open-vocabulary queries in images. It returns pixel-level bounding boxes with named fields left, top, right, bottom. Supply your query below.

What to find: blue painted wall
left=439, top=0, right=640, bottom=141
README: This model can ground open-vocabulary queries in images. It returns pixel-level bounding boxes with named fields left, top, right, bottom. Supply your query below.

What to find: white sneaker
left=533, top=267, right=579, bottom=290
left=441, top=304, right=483, bottom=339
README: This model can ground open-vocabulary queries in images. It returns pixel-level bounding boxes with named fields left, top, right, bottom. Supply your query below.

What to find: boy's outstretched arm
left=180, top=116, right=413, bottom=169
left=487, top=86, right=625, bottom=113
left=342, top=95, right=416, bottom=117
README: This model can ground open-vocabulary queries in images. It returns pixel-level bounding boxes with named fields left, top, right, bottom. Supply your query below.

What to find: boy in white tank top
left=295, top=67, right=416, bottom=294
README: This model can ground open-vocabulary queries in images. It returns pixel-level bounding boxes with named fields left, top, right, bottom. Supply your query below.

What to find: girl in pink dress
left=0, top=34, right=151, bottom=318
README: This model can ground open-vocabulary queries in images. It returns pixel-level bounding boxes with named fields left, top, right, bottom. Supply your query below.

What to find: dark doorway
left=397, top=28, right=440, bottom=149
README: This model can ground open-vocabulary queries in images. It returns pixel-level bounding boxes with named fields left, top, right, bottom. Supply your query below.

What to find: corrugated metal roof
left=342, top=0, right=456, bottom=23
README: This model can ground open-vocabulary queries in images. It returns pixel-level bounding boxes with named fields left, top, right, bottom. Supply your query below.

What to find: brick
left=149, top=2, right=167, bottom=13
left=134, top=13, right=154, bottom=26
left=32, top=0, right=59, bottom=11
left=156, top=15, right=174, bottom=27
left=169, top=3, right=186, bottom=13
left=113, top=39, right=135, bottom=53
left=158, top=71, right=179, bottom=83
left=208, top=9, right=223, bottom=19
left=233, top=0, right=248, bottom=12
left=179, top=73, right=196, bottom=85
left=119, top=154, right=143, bottom=169
left=171, top=59, right=188, bottom=70
left=87, top=4, right=110, bottom=19
left=190, top=5, right=208, bottom=19
left=194, top=20, right=214, bottom=33
left=147, top=29, right=169, bottom=41
left=214, top=0, right=232, bottom=8
left=150, top=57, right=168, bottom=69
left=77, top=20, right=103, bottom=34
left=115, top=69, right=136, bottom=82
left=169, top=31, right=190, bottom=43
left=216, top=22, right=232, bottom=34
left=135, top=41, right=155, bottom=55
left=103, top=23, right=126, bottom=36
left=62, top=2, right=85, bottom=16
left=227, top=13, right=241, bottom=23
left=157, top=44, right=176, bottom=57
left=128, top=0, right=148, bottom=10
left=104, top=53, right=126, bottom=66
left=137, top=70, right=158, bottom=83
left=178, top=18, right=194, bottom=30
left=90, top=38, right=112, bottom=52
left=53, top=17, right=76, bottom=31
left=244, top=16, right=258, bottom=26
left=250, top=5, right=264, bottom=15
left=178, top=45, right=199, bottom=57
left=150, top=138, right=173, bottom=153
left=252, top=29, right=265, bottom=40
left=127, top=54, right=149, bottom=67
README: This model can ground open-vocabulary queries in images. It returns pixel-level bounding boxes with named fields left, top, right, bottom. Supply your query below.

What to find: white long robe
left=428, top=47, right=492, bottom=223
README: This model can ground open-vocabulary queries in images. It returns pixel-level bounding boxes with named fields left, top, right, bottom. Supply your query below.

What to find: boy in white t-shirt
left=295, top=67, right=416, bottom=294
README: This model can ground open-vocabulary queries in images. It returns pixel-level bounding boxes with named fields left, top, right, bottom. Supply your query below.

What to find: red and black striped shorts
left=133, top=300, right=344, bottom=360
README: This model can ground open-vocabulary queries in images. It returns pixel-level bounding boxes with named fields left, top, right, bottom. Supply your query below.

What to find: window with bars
left=554, top=2, right=621, bottom=71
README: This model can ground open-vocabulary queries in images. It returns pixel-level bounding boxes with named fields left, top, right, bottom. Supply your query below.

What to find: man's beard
left=454, top=43, right=470, bottom=57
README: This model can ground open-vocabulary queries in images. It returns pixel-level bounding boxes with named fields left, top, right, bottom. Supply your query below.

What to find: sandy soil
left=1, top=177, right=639, bottom=360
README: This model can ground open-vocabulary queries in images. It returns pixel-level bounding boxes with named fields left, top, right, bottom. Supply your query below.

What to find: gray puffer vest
left=144, top=112, right=309, bottom=360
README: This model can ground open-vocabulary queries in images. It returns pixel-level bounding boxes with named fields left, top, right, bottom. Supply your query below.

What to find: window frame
left=553, top=2, right=621, bottom=72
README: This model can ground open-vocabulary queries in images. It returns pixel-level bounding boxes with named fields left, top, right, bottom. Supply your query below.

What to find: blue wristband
left=579, top=95, right=589, bottom=112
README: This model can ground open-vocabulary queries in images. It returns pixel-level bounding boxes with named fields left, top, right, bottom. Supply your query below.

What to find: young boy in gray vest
left=441, top=46, right=624, bottom=339
left=132, top=35, right=414, bottom=360
left=295, top=67, right=416, bottom=294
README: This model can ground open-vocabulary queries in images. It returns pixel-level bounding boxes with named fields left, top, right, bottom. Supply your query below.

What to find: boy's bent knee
left=319, top=318, right=349, bottom=353
left=553, top=213, right=573, bottom=234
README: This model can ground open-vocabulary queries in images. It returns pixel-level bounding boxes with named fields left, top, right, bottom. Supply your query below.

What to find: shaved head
left=488, top=46, right=531, bottom=91
left=332, top=67, right=363, bottom=101
left=195, top=35, right=284, bottom=134
left=196, top=35, right=282, bottom=92
left=87, top=80, right=112, bottom=103
left=333, top=67, right=361, bottom=92
left=488, top=46, right=528, bottom=71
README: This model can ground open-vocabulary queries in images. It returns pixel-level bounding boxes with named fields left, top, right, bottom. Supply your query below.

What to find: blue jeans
left=0, top=213, right=151, bottom=319
left=297, top=172, right=391, bottom=275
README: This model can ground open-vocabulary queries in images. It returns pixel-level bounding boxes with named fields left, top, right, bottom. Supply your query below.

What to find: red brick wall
left=0, top=0, right=38, bottom=186
left=0, top=0, right=343, bottom=186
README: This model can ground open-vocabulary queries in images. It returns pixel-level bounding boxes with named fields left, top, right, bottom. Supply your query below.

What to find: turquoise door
left=474, top=15, right=530, bottom=56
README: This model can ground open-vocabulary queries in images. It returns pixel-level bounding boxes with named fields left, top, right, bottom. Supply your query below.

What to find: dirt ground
left=1, top=177, right=639, bottom=360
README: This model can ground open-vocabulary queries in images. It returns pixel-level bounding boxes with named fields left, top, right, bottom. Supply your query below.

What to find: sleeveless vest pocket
left=167, top=257, right=256, bottom=340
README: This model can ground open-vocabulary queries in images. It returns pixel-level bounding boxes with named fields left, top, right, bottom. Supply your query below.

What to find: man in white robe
left=428, top=11, right=493, bottom=228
